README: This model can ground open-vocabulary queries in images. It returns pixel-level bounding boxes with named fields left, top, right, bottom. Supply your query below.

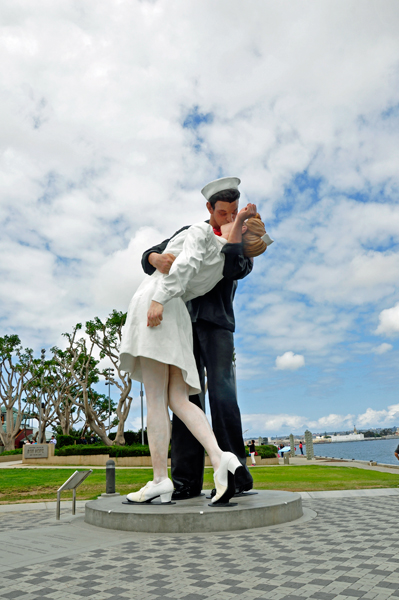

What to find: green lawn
left=0, top=465, right=398, bottom=504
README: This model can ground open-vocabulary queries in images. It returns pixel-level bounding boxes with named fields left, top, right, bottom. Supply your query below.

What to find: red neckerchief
left=213, top=227, right=222, bottom=237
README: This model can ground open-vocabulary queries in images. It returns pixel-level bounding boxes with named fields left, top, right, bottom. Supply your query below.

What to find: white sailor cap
left=201, top=176, right=241, bottom=201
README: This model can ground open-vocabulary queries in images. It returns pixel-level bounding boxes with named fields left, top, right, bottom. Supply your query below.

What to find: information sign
left=56, top=470, right=93, bottom=520
left=24, top=445, right=49, bottom=459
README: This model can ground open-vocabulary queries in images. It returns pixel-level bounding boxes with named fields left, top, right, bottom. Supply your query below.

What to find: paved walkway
left=2, top=489, right=399, bottom=600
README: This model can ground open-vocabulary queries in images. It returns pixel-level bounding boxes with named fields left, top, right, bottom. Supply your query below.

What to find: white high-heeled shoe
left=212, top=452, right=244, bottom=504
left=126, top=478, right=173, bottom=504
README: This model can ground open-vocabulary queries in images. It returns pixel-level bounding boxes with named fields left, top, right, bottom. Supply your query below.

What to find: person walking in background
left=299, top=441, right=304, bottom=455
left=248, top=440, right=256, bottom=466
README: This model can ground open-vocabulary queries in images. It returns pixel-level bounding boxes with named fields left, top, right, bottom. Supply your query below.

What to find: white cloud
left=275, top=351, right=305, bottom=371
left=127, top=416, right=147, bottom=433
left=241, top=412, right=355, bottom=435
left=1, top=1, right=399, bottom=423
left=91, top=227, right=159, bottom=311
left=242, top=403, right=399, bottom=436
left=374, top=343, right=393, bottom=354
left=357, top=404, right=399, bottom=428
left=375, top=303, right=399, bottom=337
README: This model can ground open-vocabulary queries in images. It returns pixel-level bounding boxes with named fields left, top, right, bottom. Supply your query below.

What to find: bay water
left=308, top=437, right=399, bottom=466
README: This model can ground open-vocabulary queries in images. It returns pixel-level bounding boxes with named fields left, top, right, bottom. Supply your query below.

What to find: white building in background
left=330, top=433, right=365, bottom=442
left=328, top=426, right=364, bottom=443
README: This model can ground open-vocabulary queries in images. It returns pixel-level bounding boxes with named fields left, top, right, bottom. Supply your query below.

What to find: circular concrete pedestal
left=84, top=490, right=303, bottom=533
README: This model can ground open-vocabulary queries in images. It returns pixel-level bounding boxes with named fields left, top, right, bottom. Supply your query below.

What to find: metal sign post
left=105, top=367, right=115, bottom=434
left=38, top=348, right=45, bottom=443
left=140, top=383, right=144, bottom=445
left=56, top=470, right=92, bottom=520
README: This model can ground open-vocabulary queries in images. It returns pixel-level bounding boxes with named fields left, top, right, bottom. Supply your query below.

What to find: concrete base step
left=84, top=490, right=303, bottom=534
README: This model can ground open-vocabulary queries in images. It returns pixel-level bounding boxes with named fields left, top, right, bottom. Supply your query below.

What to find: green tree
left=52, top=325, right=116, bottom=446
left=85, top=310, right=132, bottom=445
left=0, top=335, right=34, bottom=450
left=26, top=357, right=85, bottom=438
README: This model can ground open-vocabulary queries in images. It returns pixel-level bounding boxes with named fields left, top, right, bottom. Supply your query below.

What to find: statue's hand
left=147, top=300, right=164, bottom=327
left=149, top=252, right=176, bottom=274
left=237, top=203, right=257, bottom=222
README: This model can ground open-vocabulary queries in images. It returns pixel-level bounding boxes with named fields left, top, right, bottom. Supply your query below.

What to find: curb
left=0, top=500, right=87, bottom=513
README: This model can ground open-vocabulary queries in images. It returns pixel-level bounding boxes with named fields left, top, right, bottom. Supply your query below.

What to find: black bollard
left=106, top=459, right=116, bottom=494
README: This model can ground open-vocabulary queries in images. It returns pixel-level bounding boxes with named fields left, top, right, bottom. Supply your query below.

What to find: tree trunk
left=60, top=406, right=70, bottom=435
left=114, top=421, right=126, bottom=446
left=113, top=380, right=133, bottom=446
left=0, top=404, right=23, bottom=451
left=0, top=430, right=16, bottom=452
left=113, top=420, right=126, bottom=445
left=83, top=389, right=113, bottom=446
left=87, top=416, right=113, bottom=446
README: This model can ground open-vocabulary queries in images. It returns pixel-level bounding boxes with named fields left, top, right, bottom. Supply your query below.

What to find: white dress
left=119, top=222, right=228, bottom=394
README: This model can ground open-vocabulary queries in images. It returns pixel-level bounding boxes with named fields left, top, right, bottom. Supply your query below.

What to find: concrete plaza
left=1, top=487, right=399, bottom=600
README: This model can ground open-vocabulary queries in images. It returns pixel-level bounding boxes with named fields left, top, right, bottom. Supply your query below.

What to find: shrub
left=56, top=434, right=80, bottom=449
left=109, top=445, right=151, bottom=458
left=256, top=445, right=277, bottom=459
left=109, top=430, right=148, bottom=445
left=56, top=444, right=152, bottom=457
left=56, top=444, right=111, bottom=456
left=1, top=449, right=23, bottom=456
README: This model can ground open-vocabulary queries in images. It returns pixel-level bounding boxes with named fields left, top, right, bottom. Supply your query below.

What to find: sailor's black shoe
left=171, top=487, right=203, bottom=501
left=235, top=483, right=253, bottom=494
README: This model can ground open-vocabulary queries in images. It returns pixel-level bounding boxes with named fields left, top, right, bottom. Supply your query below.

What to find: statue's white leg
left=168, top=365, right=222, bottom=472
left=140, top=357, right=171, bottom=484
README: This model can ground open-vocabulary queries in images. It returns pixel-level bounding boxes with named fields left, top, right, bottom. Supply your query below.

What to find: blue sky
left=1, top=0, right=399, bottom=437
